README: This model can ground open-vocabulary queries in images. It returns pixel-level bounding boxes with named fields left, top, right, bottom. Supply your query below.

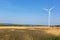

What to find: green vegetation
left=54, top=25, right=60, bottom=27
left=54, top=35, right=60, bottom=40
left=0, top=29, right=59, bottom=40
left=0, top=24, right=60, bottom=27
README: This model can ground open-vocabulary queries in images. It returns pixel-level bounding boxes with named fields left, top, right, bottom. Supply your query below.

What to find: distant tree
left=55, top=25, right=60, bottom=27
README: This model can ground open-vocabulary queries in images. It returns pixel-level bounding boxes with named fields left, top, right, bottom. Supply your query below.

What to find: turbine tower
left=43, top=7, right=54, bottom=27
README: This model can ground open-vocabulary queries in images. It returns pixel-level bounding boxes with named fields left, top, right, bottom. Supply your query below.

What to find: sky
left=0, top=0, right=60, bottom=25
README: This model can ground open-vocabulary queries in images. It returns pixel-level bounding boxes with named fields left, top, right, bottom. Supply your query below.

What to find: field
left=0, top=26, right=60, bottom=40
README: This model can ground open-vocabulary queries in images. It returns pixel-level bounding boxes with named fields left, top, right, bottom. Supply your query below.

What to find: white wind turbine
left=43, top=7, right=54, bottom=27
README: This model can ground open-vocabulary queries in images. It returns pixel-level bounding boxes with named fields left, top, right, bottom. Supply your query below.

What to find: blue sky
left=0, top=0, right=60, bottom=25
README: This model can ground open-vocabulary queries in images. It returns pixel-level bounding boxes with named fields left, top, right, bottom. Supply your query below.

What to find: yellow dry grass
left=0, top=26, right=60, bottom=36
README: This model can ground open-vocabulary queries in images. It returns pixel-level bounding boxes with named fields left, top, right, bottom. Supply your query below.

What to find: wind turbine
left=43, top=7, right=54, bottom=27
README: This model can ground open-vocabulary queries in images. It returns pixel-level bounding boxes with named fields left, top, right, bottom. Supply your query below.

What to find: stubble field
left=0, top=26, right=60, bottom=40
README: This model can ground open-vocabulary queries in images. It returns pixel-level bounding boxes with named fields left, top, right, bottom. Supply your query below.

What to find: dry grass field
left=0, top=26, right=60, bottom=40
left=0, top=26, right=60, bottom=36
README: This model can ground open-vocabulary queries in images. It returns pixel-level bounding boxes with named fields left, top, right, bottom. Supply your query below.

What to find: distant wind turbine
left=43, top=7, right=54, bottom=27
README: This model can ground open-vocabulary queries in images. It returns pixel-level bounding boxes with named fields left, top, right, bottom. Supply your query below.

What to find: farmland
left=0, top=26, right=60, bottom=40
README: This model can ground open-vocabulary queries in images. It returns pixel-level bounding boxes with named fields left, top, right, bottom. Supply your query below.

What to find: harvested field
left=0, top=26, right=60, bottom=40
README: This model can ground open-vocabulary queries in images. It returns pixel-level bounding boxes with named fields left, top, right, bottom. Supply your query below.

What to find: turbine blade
left=50, top=7, right=54, bottom=11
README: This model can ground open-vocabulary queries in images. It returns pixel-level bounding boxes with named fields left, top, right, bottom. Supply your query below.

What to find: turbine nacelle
left=43, top=7, right=54, bottom=11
